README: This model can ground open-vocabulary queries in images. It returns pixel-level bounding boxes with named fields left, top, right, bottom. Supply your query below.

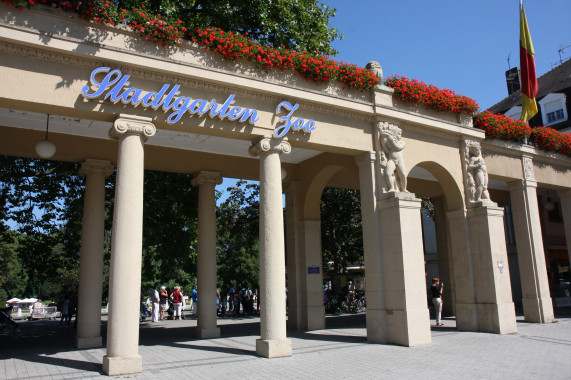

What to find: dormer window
left=504, top=106, right=522, bottom=120
left=538, top=93, right=567, bottom=127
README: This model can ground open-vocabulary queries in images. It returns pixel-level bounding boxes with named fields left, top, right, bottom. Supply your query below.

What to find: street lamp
left=35, top=114, right=56, bottom=159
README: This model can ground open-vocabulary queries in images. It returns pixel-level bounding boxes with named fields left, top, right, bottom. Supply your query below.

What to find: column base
left=75, top=335, right=102, bottom=349
left=365, top=308, right=385, bottom=343
left=385, top=308, right=431, bottom=347
left=102, top=355, right=142, bottom=376
left=304, top=306, right=325, bottom=331
left=523, top=297, right=554, bottom=323
left=455, top=303, right=479, bottom=332
left=477, top=302, right=517, bottom=334
left=256, top=338, right=292, bottom=358
left=196, top=327, right=221, bottom=339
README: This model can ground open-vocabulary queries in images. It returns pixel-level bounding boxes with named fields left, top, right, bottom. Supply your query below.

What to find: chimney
left=505, top=67, right=521, bottom=95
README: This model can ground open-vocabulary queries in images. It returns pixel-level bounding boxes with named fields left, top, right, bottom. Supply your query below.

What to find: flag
left=519, top=1, right=538, bottom=122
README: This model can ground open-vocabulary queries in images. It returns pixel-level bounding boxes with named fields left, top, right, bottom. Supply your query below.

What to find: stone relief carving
left=523, top=156, right=535, bottom=180
left=462, top=140, right=496, bottom=207
left=366, top=61, right=383, bottom=83
left=376, top=121, right=408, bottom=193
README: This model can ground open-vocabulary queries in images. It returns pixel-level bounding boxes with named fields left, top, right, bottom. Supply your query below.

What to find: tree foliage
left=320, top=187, right=363, bottom=273
left=216, top=180, right=260, bottom=291
left=116, top=0, right=341, bottom=55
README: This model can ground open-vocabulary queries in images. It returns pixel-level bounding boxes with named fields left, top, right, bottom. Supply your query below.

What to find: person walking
left=431, top=277, right=444, bottom=327
left=150, top=285, right=160, bottom=322
left=171, top=286, right=183, bottom=320
left=191, top=285, right=198, bottom=318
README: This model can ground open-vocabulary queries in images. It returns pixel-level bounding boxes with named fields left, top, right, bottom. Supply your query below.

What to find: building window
left=538, top=93, right=568, bottom=127
left=547, top=109, right=565, bottom=123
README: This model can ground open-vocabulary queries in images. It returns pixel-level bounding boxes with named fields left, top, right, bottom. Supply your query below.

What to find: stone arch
left=407, top=160, right=464, bottom=212
left=301, top=155, right=358, bottom=221
left=406, top=160, right=465, bottom=325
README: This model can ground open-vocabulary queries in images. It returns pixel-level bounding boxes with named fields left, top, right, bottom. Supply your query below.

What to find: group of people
left=223, top=286, right=258, bottom=317
left=148, top=284, right=198, bottom=322
left=145, top=284, right=259, bottom=322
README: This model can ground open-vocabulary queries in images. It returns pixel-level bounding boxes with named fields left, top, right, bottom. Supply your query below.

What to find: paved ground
left=1, top=309, right=571, bottom=379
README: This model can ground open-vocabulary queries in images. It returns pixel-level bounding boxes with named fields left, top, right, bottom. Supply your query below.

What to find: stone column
left=75, top=159, right=114, bottom=349
left=446, top=209, right=479, bottom=331
left=192, top=171, right=222, bottom=339
left=378, top=192, right=431, bottom=347
left=103, top=115, right=156, bottom=376
left=249, top=137, right=292, bottom=358
left=355, top=152, right=386, bottom=343
left=466, top=205, right=517, bottom=334
left=299, top=220, right=324, bottom=330
left=508, top=179, right=554, bottom=323
left=558, top=189, right=571, bottom=269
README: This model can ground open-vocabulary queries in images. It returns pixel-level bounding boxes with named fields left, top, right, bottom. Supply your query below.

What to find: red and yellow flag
left=519, top=1, right=538, bottom=122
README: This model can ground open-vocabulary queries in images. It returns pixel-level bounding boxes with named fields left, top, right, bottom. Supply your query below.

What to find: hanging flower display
left=472, top=111, right=531, bottom=143
left=384, top=75, right=479, bottom=115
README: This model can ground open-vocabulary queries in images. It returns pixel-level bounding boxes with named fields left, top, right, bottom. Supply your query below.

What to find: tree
left=216, top=181, right=260, bottom=291
left=320, top=187, right=363, bottom=273
left=141, top=170, right=200, bottom=294
left=116, top=0, right=342, bottom=55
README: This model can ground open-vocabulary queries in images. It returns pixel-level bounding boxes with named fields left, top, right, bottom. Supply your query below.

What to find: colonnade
left=74, top=115, right=292, bottom=375
left=73, top=115, right=566, bottom=376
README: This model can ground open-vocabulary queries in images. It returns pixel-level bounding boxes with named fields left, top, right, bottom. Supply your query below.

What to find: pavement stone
left=1, top=311, right=570, bottom=379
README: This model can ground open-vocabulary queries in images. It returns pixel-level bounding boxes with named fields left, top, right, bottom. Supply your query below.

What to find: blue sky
left=322, top=0, right=571, bottom=110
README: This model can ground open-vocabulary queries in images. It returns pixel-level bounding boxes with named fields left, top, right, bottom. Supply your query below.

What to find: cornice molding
left=481, top=139, right=571, bottom=167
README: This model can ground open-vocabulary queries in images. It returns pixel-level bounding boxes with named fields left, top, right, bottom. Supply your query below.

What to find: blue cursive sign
left=81, top=67, right=317, bottom=137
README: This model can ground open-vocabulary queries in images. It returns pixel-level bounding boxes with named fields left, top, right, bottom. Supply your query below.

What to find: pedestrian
left=60, top=296, right=70, bottom=326
left=159, top=286, right=169, bottom=320
left=171, top=286, right=183, bottom=320
left=150, top=285, right=160, bottom=322
left=191, top=284, right=198, bottom=318
left=431, top=277, right=444, bottom=327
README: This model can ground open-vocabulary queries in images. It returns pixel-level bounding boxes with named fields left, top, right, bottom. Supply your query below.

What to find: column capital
left=355, top=151, right=376, bottom=167
left=249, top=137, right=291, bottom=157
left=507, top=179, right=537, bottom=191
left=109, top=114, right=156, bottom=141
left=191, top=171, right=222, bottom=187
left=79, top=159, right=114, bottom=178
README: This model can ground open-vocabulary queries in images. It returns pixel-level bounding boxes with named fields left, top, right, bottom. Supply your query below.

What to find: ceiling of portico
left=0, top=108, right=322, bottom=165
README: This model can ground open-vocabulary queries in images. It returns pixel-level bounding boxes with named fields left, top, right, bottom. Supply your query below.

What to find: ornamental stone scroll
left=248, top=137, right=291, bottom=157
left=109, top=114, right=156, bottom=141
left=374, top=121, right=408, bottom=193
left=461, top=140, right=496, bottom=208
left=191, top=171, right=223, bottom=187
left=79, top=159, right=114, bottom=178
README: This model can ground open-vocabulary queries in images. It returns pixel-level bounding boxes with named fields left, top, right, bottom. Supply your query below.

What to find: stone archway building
left=1, top=5, right=570, bottom=376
